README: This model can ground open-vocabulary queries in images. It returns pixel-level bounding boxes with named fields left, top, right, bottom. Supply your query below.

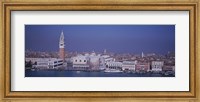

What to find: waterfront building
left=26, top=58, right=63, bottom=69
left=26, top=58, right=41, bottom=64
left=172, top=66, right=175, bottom=72
left=122, top=61, right=137, bottom=71
left=151, top=61, right=164, bottom=72
left=99, top=55, right=115, bottom=70
left=72, top=52, right=105, bottom=70
left=135, top=62, right=150, bottom=73
left=162, top=65, right=175, bottom=72
left=106, top=61, right=122, bottom=69
left=99, top=57, right=106, bottom=70
left=104, top=61, right=123, bottom=72
left=88, top=52, right=101, bottom=70
left=72, top=55, right=89, bottom=68
left=102, top=55, right=115, bottom=63
left=59, top=31, right=65, bottom=61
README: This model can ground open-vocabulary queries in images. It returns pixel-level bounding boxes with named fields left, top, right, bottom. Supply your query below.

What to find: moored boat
left=104, top=69, right=123, bottom=73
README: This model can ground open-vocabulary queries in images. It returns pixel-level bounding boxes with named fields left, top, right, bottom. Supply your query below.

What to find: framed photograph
left=1, top=0, right=199, bottom=101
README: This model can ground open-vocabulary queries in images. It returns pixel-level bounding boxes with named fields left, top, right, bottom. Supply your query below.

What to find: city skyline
left=25, top=25, right=175, bottom=54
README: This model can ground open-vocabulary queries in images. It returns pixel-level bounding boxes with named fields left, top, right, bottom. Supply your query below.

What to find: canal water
left=25, top=70, right=175, bottom=77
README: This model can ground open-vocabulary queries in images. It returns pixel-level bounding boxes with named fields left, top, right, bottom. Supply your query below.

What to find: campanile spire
left=59, top=30, right=65, bottom=61
left=59, top=30, right=65, bottom=48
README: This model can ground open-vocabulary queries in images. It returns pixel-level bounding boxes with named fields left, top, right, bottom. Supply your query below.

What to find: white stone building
left=106, top=61, right=122, bottom=69
left=89, top=56, right=101, bottom=69
left=101, top=55, right=115, bottom=63
left=151, top=61, right=164, bottom=72
left=26, top=58, right=64, bottom=69
left=122, top=61, right=137, bottom=71
left=72, top=52, right=118, bottom=70
left=72, top=55, right=89, bottom=68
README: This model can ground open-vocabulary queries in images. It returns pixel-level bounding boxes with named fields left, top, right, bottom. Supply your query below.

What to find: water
left=25, top=70, right=175, bottom=77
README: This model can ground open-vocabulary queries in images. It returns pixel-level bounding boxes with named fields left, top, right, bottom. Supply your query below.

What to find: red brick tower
left=59, top=31, right=65, bottom=61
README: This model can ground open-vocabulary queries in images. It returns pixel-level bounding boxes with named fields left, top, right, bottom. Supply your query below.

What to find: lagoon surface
left=25, top=70, right=175, bottom=77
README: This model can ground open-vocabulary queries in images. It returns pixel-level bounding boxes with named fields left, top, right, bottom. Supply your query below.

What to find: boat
left=164, top=71, right=174, bottom=76
left=104, top=69, right=123, bottom=73
left=76, top=71, right=81, bottom=73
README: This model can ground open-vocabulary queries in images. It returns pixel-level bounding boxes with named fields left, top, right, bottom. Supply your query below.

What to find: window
left=80, top=60, right=81, bottom=62
left=84, top=60, right=86, bottom=62
left=75, top=60, right=77, bottom=62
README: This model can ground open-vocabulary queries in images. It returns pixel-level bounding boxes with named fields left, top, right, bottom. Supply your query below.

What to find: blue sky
left=25, top=25, right=175, bottom=54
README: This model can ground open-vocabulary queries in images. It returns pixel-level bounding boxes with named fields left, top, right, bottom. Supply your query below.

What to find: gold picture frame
left=0, top=0, right=199, bottom=101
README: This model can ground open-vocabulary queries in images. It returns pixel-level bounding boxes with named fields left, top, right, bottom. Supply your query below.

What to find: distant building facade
left=106, top=61, right=122, bottom=69
left=71, top=51, right=121, bottom=70
left=102, top=55, right=115, bottom=63
left=151, top=61, right=164, bottom=72
left=162, top=65, right=175, bottom=72
left=135, top=62, right=150, bottom=73
left=72, top=55, right=89, bottom=68
left=26, top=58, right=63, bottom=69
left=122, top=61, right=137, bottom=71
left=72, top=52, right=105, bottom=70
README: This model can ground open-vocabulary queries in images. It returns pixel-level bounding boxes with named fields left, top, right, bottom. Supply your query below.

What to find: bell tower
left=59, top=30, right=65, bottom=61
